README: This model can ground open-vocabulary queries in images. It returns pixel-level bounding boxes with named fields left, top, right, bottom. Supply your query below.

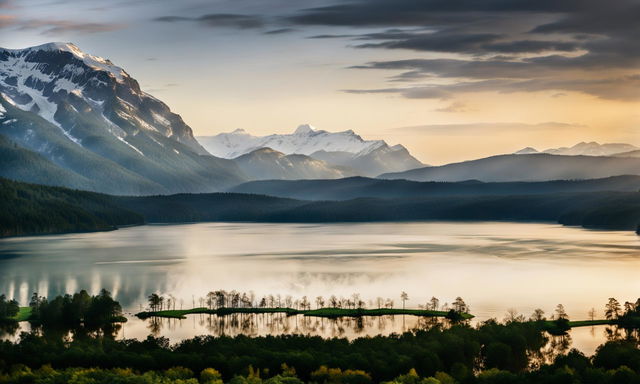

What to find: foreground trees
left=2, top=321, right=640, bottom=384
left=27, top=289, right=124, bottom=331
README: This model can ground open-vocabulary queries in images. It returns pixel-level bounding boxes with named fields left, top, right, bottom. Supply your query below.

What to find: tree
left=555, top=304, right=568, bottom=320
left=0, top=295, right=19, bottom=319
left=605, top=298, right=621, bottom=320
left=530, top=309, right=545, bottom=322
left=206, top=292, right=216, bottom=309
left=588, top=308, right=596, bottom=321
left=401, top=292, right=409, bottom=310
left=148, top=293, right=161, bottom=311
left=316, top=296, right=325, bottom=309
left=428, top=297, right=440, bottom=311
left=452, top=297, right=468, bottom=313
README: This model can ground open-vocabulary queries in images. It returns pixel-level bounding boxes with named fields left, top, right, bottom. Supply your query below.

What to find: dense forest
left=0, top=178, right=143, bottom=237
left=3, top=320, right=640, bottom=383
left=3, top=291, right=640, bottom=383
left=2, top=177, right=640, bottom=237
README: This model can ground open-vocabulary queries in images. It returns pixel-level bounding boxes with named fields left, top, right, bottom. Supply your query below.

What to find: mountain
left=379, top=154, right=640, bottom=182
left=515, top=142, right=639, bottom=157
left=612, top=150, right=640, bottom=158
left=233, top=147, right=357, bottom=180
left=230, top=175, right=640, bottom=201
left=0, top=42, right=246, bottom=194
left=310, top=143, right=424, bottom=177
left=198, top=124, right=424, bottom=176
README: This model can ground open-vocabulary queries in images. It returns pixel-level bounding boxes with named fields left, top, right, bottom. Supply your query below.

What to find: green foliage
left=28, top=289, right=124, bottom=331
left=0, top=177, right=143, bottom=237
left=0, top=295, right=19, bottom=322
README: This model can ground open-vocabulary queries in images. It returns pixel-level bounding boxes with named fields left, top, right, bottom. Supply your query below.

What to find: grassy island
left=135, top=306, right=473, bottom=320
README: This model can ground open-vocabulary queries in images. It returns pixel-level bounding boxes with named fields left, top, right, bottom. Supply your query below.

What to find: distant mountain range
left=515, top=142, right=639, bottom=157
left=0, top=42, right=246, bottom=194
left=231, top=175, right=640, bottom=201
left=2, top=42, right=640, bottom=196
left=380, top=154, right=640, bottom=182
left=198, top=124, right=424, bottom=177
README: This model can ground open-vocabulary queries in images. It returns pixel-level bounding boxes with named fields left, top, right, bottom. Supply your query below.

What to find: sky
left=0, top=0, right=638, bottom=164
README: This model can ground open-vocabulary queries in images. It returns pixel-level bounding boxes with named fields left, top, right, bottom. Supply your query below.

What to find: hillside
left=2, top=178, right=640, bottom=237
left=380, top=154, right=640, bottom=182
left=230, top=175, right=640, bottom=201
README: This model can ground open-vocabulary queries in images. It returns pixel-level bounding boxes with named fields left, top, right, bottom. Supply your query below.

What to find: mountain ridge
left=0, top=42, right=246, bottom=194
left=198, top=124, right=424, bottom=176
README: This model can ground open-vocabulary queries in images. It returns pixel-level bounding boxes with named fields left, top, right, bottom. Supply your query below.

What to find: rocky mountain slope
left=0, top=42, right=245, bottom=194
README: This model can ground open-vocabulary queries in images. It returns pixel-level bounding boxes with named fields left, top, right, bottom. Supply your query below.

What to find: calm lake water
left=1, top=222, right=639, bottom=354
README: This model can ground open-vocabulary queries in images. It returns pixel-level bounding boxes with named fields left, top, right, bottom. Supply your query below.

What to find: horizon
left=1, top=0, right=638, bottom=164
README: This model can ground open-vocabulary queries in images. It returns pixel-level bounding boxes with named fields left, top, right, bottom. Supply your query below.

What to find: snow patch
left=116, top=135, right=144, bottom=156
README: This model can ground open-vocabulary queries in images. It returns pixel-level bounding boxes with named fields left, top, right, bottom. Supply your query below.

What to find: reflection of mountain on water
left=142, top=314, right=448, bottom=340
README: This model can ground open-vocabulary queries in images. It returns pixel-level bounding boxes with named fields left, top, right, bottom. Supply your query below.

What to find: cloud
left=0, top=16, right=124, bottom=34
left=264, top=28, right=295, bottom=35
left=344, top=74, right=640, bottom=101
left=0, top=14, right=16, bottom=28
left=394, top=122, right=586, bottom=135
left=287, top=0, right=640, bottom=101
left=436, top=101, right=470, bottom=113
left=154, top=13, right=265, bottom=29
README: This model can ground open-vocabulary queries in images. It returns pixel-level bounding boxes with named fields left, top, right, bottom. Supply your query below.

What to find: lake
left=1, top=222, right=639, bottom=354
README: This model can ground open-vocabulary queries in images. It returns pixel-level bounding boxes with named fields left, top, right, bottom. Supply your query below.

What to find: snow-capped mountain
left=515, top=142, right=639, bottom=157
left=198, top=124, right=424, bottom=176
left=199, top=124, right=386, bottom=159
left=0, top=42, right=245, bottom=194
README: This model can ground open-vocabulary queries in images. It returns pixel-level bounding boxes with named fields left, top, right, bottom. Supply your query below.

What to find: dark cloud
left=154, top=13, right=264, bottom=29
left=264, top=28, right=295, bottom=35
left=343, top=74, right=640, bottom=101
left=287, top=0, right=639, bottom=101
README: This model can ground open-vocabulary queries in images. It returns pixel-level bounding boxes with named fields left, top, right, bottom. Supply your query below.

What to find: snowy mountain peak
left=0, top=42, right=206, bottom=155
left=294, top=124, right=316, bottom=135
left=2, top=42, right=128, bottom=82
left=198, top=124, right=388, bottom=159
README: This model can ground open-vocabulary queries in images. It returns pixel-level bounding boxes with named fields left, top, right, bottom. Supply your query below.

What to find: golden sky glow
left=1, top=0, right=638, bottom=164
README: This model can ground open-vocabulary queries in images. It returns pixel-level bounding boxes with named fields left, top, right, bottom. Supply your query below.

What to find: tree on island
left=531, top=309, right=546, bottom=322
left=148, top=293, right=162, bottom=311
left=400, top=291, right=409, bottom=310
left=555, top=304, right=568, bottom=320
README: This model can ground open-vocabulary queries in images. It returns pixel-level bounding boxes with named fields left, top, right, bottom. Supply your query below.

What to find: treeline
left=147, top=290, right=467, bottom=313
left=2, top=177, right=640, bottom=237
left=0, top=177, right=142, bottom=237
left=22, top=289, right=125, bottom=331
left=3, top=321, right=640, bottom=383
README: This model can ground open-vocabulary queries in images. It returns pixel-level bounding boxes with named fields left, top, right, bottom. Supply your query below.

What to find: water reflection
left=126, top=313, right=446, bottom=340
left=1, top=222, right=639, bottom=350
